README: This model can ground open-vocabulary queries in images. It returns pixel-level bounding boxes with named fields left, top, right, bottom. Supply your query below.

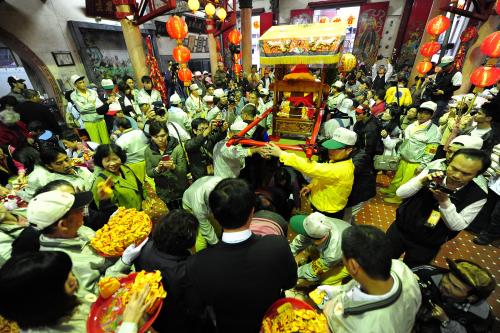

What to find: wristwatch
left=441, top=319, right=450, bottom=328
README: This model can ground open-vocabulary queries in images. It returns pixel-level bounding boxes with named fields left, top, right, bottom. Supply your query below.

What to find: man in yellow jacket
left=264, top=128, right=356, bottom=219
left=385, top=75, right=412, bottom=107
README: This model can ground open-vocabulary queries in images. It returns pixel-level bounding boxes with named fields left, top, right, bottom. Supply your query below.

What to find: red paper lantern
left=233, top=64, right=242, bottom=73
left=172, top=45, right=191, bottom=63
left=497, top=0, right=500, bottom=15
left=470, top=66, right=500, bottom=88
left=416, top=61, right=433, bottom=75
left=480, top=31, right=500, bottom=58
left=419, top=42, right=441, bottom=57
left=228, top=29, right=241, bottom=45
left=426, top=15, right=451, bottom=36
left=166, top=16, right=188, bottom=40
left=178, top=67, right=193, bottom=86
left=460, top=26, right=478, bottom=43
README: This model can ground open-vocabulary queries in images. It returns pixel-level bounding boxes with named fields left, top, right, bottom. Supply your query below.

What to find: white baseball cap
left=27, top=190, right=93, bottom=230
left=203, top=70, right=209, bottom=75
left=419, top=101, right=437, bottom=113
left=439, top=55, right=454, bottom=67
left=70, top=74, right=85, bottom=86
left=322, top=127, right=357, bottom=150
left=189, top=83, right=199, bottom=91
left=259, top=88, right=269, bottom=96
left=338, top=98, right=354, bottom=114
left=194, top=71, right=202, bottom=77
left=101, top=79, right=114, bottom=90
left=333, top=81, right=344, bottom=89
left=213, top=88, right=226, bottom=98
left=203, top=95, right=214, bottom=103
left=230, top=120, right=247, bottom=132
left=450, top=135, right=483, bottom=150
left=290, top=212, right=332, bottom=239
left=169, top=93, right=181, bottom=105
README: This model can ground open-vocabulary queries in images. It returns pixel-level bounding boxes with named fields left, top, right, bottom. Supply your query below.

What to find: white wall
left=0, top=0, right=122, bottom=91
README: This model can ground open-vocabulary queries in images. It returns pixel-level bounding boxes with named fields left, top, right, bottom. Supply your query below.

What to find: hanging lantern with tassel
left=480, top=31, right=500, bottom=58
left=172, top=45, right=191, bottom=63
left=187, top=0, right=200, bottom=13
left=470, top=66, right=500, bottom=88
left=338, top=53, right=357, bottom=73
left=178, top=66, right=193, bottom=86
left=419, top=42, right=441, bottom=58
left=205, top=3, right=216, bottom=17
left=416, top=61, right=433, bottom=75
left=166, top=16, right=188, bottom=42
left=228, top=29, right=241, bottom=45
left=426, top=15, right=451, bottom=37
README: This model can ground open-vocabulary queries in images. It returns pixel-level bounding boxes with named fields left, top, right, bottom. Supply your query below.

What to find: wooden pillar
left=206, top=18, right=219, bottom=75
left=114, top=3, right=149, bottom=87
left=408, top=0, right=448, bottom=87
left=456, top=15, right=500, bottom=94
left=240, top=1, right=253, bottom=73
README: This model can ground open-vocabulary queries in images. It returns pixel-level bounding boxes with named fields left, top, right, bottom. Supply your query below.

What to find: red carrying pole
left=226, top=107, right=273, bottom=146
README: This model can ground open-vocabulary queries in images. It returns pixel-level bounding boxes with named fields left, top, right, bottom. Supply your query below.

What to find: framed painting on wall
left=68, top=21, right=157, bottom=84
left=52, top=51, right=75, bottom=67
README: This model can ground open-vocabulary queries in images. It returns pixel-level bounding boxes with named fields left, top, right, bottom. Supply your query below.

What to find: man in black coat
left=15, top=89, right=61, bottom=135
left=186, top=178, right=297, bottom=333
left=135, top=210, right=212, bottom=333
left=353, top=105, right=382, bottom=159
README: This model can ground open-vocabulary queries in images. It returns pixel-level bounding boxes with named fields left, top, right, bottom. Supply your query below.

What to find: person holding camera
left=185, top=118, right=227, bottom=180
left=431, top=56, right=462, bottom=124
left=386, top=148, right=490, bottom=267
left=412, top=258, right=496, bottom=332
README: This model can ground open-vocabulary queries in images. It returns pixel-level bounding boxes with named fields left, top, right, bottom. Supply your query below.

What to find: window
left=0, top=48, right=18, bottom=67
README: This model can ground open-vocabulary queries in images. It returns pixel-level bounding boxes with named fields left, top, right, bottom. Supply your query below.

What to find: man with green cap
left=289, top=212, right=350, bottom=285
left=264, top=127, right=356, bottom=219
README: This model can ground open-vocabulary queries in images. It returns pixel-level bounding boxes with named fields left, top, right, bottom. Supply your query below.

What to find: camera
left=152, top=101, right=166, bottom=116
left=427, top=175, right=456, bottom=195
left=422, top=79, right=438, bottom=100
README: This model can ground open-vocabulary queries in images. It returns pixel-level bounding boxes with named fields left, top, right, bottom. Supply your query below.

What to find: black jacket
left=347, top=148, right=376, bottom=207
left=15, top=101, right=62, bottom=135
left=185, top=130, right=226, bottom=180
left=135, top=241, right=209, bottom=333
left=353, top=115, right=382, bottom=158
left=186, top=235, right=297, bottom=333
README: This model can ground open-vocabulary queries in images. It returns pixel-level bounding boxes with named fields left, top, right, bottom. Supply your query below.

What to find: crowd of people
left=0, top=51, right=498, bottom=333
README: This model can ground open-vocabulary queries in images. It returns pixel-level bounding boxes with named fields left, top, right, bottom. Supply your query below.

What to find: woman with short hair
left=92, top=143, right=144, bottom=210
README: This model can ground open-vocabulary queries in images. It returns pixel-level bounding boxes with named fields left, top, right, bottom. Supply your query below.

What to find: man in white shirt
left=318, top=225, right=421, bottom=333
left=115, top=117, right=149, bottom=182
left=167, top=93, right=191, bottom=132
left=182, top=176, right=223, bottom=251
left=185, top=84, right=206, bottom=118
left=213, top=121, right=265, bottom=179
left=207, top=88, right=228, bottom=121
left=137, top=75, right=162, bottom=107
left=386, top=148, right=490, bottom=267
